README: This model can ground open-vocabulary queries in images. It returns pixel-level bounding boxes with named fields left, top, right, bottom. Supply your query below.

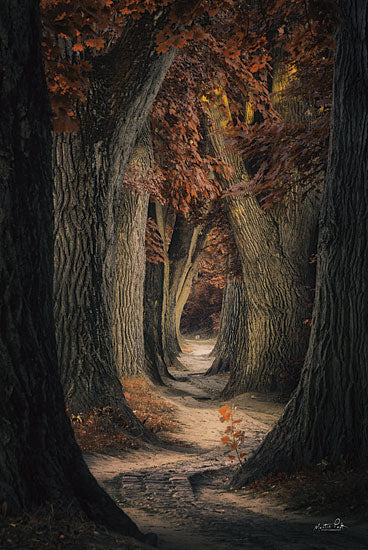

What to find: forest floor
left=85, top=338, right=368, bottom=550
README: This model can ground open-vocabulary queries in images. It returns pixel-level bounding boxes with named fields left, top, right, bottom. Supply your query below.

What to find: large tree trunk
left=0, top=3, right=151, bottom=542
left=206, top=278, right=247, bottom=375
left=113, top=123, right=152, bottom=378
left=221, top=195, right=317, bottom=397
left=53, top=15, right=175, bottom=413
left=232, top=0, right=368, bottom=487
left=114, top=189, right=149, bottom=378
left=205, top=88, right=319, bottom=397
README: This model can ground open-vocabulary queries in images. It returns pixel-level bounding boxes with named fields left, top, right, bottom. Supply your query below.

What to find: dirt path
left=85, top=339, right=367, bottom=549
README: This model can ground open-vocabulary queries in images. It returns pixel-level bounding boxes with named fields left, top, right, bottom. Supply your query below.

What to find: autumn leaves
left=218, top=404, right=246, bottom=466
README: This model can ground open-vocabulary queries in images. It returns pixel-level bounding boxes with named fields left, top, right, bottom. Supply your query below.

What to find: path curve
left=85, top=339, right=367, bottom=550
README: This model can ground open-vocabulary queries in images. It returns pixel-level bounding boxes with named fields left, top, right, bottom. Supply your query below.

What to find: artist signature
left=314, top=518, right=348, bottom=532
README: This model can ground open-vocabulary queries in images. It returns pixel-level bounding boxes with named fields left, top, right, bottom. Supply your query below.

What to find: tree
left=52, top=10, right=175, bottom=414
left=232, top=0, right=368, bottom=487
left=50, top=0, right=233, bottom=409
left=204, top=86, right=319, bottom=396
left=0, top=2, right=152, bottom=542
left=113, top=121, right=152, bottom=379
left=144, top=0, right=330, bottom=396
left=52, top=0, right=331, bottom=407
left=207, top=277, right=247, bottom=375
left=144, top=203, right=175, bottom=381
left=162, top=215, right=209, bottom=363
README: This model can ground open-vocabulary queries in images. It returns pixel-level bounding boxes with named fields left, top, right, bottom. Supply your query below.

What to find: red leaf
left=218, top=405, right=230, bottom=416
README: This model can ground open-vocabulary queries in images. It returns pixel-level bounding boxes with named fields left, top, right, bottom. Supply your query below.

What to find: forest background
left=1, top=0, right=367, bottom=547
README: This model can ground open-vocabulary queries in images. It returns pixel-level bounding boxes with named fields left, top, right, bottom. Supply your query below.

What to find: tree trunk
left=53, top=131, right=127, bottom=412
left=163, top=216, right=209, bottom=363
left=0, top=3, right=151, bottom=542
left=174, top=225, right=209, bottom=349
left=232, top=0, right=368, bottom=487
left=144, top=203, right=176, bottom=380
left=154, top=203, right=178, bottom=367
left=143, top=207, right=209, bottom=378
left=144, top=259, right=167, bottom=383
left=206, top=279, right=247, bottom=375
left=113, top=123, right=152, bottom=378
left=114, top=189, right=149, bottom=378
left=221, top=201, right=316, bottom=396
left=53, top=15, right=175, bottom=413
left=205, top=89, right=319, bottom=397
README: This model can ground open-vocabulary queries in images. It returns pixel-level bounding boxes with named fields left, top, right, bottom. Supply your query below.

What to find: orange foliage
left=123, top=377, right=178, bottom=435
left=42, top=1, right=336, bottom=216
left=40, top=0, right=245, bottom=134
left=69, top=378, right=178, bottom=452
left=70, top=407, right=140, bottom=452
left=151, top=0, right=336, bottom=214
left=223, top=0, right=336, bottom=206
left=218, top=404, right=246, bottom=466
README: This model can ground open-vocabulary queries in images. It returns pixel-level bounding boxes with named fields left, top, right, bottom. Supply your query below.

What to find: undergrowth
left=218, top=404, right=246, bottom=467
left=241, top=464, right=368, bottom=518
left=0, top=503, right=146, bottom=549
left=122, top=377, right=178, bottom=436
left=70, top=377, right=178, bottom=452
left=70, top=407, right=140, bottom=453
left=218, top=404, right=368, bottom=519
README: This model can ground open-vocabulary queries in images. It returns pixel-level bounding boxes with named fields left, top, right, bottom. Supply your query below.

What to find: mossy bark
left=205, top=84, right=319, bottom=397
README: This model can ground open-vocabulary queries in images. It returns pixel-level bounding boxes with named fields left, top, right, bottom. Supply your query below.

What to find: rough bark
left=222, top=192, right=317, bottom=397
left=143, top=203, right=175, bottom=381
left=0, top=3, right=151, bottom=542
left=154, top=203, right=178, bottom=368
left=114, top=189, right=149, bottom=378
left=232, top=0, right=368, bottom=487
left=113, top=123, right=152, bottom=378
left=206, top=279, right=247, bottom=375
left=205, top=87, right=319, bottom=397
left=53, top=14, right=175, bottom=413
left=144, top=260, right=167, bottom=383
